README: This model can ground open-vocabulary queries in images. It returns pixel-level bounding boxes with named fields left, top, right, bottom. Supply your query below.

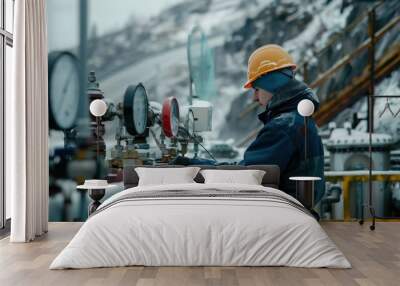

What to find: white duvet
left=50, top=183, right=351, bottom=269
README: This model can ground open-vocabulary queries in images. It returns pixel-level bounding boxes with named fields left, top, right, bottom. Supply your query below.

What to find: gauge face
left=123, top=84, right=148, bottom=136
left=162, top=97, right=180, bottom=138
left=186, top=109, right=195, bottom=135
left=49, top=52, right=80, bottom=130
left=171, top=99, right=179, bottom=136
left=133, top=86, right=148, bottom=134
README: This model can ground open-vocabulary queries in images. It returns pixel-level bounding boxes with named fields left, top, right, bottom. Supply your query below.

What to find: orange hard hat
left=244, top=44, right=297, bottom=89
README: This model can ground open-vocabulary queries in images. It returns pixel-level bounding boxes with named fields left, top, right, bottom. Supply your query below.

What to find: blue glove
left=170, top=156, right=216, bottom=166
left=189, top=157, right=217, bottom=165
left=216, top=161, right=236, bottom=166
left=169, top=156, right=191, bottom=165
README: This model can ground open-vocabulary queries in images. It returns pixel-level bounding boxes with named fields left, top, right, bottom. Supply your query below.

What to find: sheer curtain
left=6, top=0, right=48, bottom=242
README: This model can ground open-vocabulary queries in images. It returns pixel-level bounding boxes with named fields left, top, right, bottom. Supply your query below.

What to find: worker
left=171, top=44, right=325, bottom=207
left=239, top=44, right=325, bottom=204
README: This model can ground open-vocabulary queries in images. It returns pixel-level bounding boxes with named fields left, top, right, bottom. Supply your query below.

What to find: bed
left=50, top=165, right=351, bottom=269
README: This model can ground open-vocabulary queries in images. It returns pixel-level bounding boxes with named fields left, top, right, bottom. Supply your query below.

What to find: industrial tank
left=325, top=126, right=393, bottom=218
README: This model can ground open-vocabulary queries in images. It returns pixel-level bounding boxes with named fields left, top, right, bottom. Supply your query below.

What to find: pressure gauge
left=123, top=83, right=149, bottom=136
left=186, top=108, right=195, bottom=136
left=48, top=51, right=80, bottom=130
left=161, top=97, right=180, bottom=138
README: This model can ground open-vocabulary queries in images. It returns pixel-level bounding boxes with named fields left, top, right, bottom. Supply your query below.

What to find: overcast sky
left=90, top=0, right=183, bottom=34
left=47, top=0, right=182, bottom=50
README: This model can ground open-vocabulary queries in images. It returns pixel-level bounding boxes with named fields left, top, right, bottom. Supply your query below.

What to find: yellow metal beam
left=314, top=43, right=400, bottom=125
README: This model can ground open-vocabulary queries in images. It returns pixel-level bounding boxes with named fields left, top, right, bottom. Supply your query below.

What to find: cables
left=178, top=126, right=217, bottom=162
left=153, top=112, right=217, bottom=162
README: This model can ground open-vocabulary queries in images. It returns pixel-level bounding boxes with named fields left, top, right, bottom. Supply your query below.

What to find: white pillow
left=200, top=169, right=266, bottom=185
left=135, top=167, right=201, bottom=186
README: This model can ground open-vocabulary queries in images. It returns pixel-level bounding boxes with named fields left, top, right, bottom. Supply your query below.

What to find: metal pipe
left=367, top=8, right=376, bottom=230
left=304, top=117, right=308, bottom=164
left=78, top=0, right=89, bottom=135
left=368, top=9, right=376, bottom=133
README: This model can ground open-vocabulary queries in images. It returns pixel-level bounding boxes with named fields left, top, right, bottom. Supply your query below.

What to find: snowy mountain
left=98, top=0, right=275, bottom=140
left=219, top=0, right=400, bottom=142
left=90, top=0, right=400, bottom=146
left=147, top=0, right=261, bottom=45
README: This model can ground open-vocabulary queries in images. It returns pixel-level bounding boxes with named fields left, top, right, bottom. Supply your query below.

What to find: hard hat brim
left=243, top=63, right=297, bottom=89
left=243, top=80, right=253, bottom=89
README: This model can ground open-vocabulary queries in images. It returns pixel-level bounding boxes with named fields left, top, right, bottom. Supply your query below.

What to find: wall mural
left=47, top=0, right=400, bottom=222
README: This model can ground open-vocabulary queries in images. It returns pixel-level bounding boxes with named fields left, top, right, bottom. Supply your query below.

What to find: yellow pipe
left=325, top=174, right=400, bottom=221
left=342, top=177, right=351, bottom=221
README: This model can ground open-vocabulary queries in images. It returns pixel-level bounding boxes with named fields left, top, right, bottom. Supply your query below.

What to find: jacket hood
left=268, top=78, right=320, bottom=112
left=258, top=79, right=320, bottom=123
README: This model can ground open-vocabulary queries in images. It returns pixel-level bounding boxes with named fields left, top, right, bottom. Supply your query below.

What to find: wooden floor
left=0, top=222, right=399, bottom=286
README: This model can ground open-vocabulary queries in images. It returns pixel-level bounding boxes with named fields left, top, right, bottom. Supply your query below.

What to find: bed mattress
left=50, top=183, right=351, bottom=269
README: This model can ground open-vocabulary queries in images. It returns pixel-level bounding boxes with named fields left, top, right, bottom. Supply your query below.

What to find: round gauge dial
left=161, top=97, right=180, bottom=138
left=48, top=51, right=80, bottom=130
left=123, top=83, right=149, bottom=136
left=186, top=108, right=195, bottom=136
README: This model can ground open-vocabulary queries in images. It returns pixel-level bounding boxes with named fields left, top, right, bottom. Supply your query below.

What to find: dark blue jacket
left=239, top=79, right=325, bottom=203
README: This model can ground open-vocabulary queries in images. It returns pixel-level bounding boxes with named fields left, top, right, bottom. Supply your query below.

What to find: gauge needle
left=63, top=70, right=74, bottom=94
left=59, top=71, right=75, bottom=108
